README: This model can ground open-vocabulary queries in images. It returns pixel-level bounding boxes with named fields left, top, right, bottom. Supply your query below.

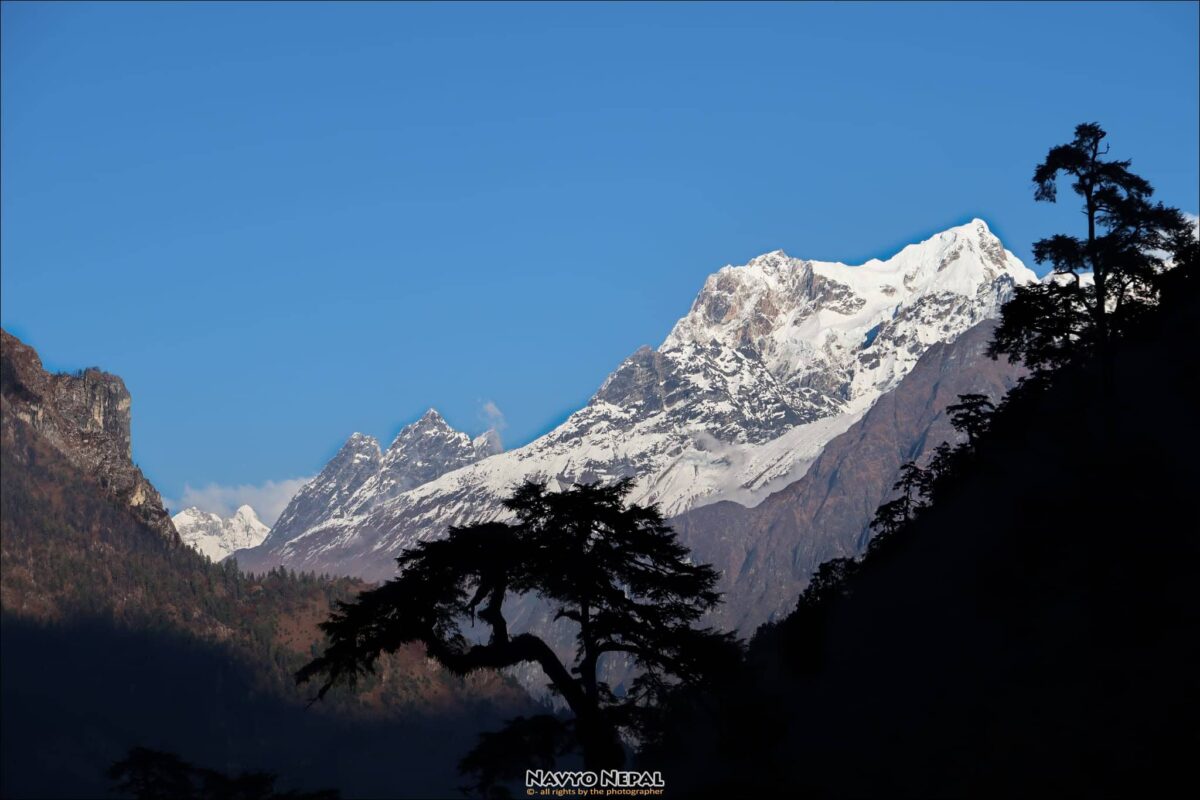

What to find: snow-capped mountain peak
left=398, top=408, right=452, bottom=436
left=234, top=218, right=1035, bottom=581
left=249, top=411, right=504, bottom=561
left=664, top=218, right=1033, bottom=412
left=378, top=408, right=497, bottom=484
left=174, top=504, right=270, bottom=562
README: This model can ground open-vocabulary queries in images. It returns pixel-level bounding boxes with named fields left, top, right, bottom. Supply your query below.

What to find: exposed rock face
left=0, top=329, right=176, bottom=541
left=236, top=219, right=1035, bottom=581
left=258, top=432, right=384, bottom=560
left=671, top=319, right=1025, bottom=633
left=0, top=331, right=538, bottom=799
left=239, top=410, right=501, bottom=573
left=369, top=409, right=499, bottom=500
left=173, top=505, right=270, bottom=562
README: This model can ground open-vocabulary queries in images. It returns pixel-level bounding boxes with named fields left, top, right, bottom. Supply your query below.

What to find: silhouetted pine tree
left=868, top=496, right=909, bottom=542
left=640, top=122, right=1199, bottom=800
left=869, top=391, right=1000, bottom=554
left=924, top=441, right=957, bottom=488
left=946, top=393, right=996, bottom=447
left=989, top=122, right=1192, bottom=372
left=297, top=479, right=737, bottom=791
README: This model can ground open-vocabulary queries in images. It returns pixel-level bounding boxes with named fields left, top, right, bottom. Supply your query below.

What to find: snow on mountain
left=1043, top=271, right=1096, bottom=286
left=368, top=409, right=499, bottom=500
left=174, top=504, right=270, bottom=562
left=262, top=432, right=383, bottom=553
left=237, top=219, right=1036, bottom=580
left=244, top=410, right=502, bottom=569
left=1037, top=213, right=1195, bottom=289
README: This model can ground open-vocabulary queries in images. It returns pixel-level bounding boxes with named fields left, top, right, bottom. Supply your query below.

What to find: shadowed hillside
left=1, top=329, right=535, bottom=798
left=644, top=267, right=1200, bottom=797
left=0, top=615, right=522, bottom=799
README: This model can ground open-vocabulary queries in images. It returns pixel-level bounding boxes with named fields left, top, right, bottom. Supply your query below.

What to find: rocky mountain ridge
left=0, top=329, right=176, bottom=542
left=250, top=409, right=501, bottom=570
left=237, top=219, right=1035, bottom=584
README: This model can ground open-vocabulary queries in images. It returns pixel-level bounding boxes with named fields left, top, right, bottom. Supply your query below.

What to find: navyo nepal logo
left=525, top=769, right=666, bottom=796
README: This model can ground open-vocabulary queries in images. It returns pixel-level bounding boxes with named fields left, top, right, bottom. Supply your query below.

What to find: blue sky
left=3, top=1, right=1198, bottom=519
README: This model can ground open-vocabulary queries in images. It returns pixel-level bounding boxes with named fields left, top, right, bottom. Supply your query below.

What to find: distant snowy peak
left=247, top=411, right=504, bottom=562
left=174, top=504, right=269, bottom=562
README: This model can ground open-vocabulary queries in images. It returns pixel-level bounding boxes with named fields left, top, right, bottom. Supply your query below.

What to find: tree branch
left=430, top=633, right=588, bottom=716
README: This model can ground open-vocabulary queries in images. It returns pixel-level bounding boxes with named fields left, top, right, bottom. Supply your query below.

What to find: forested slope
left=645, top=271, right=1200, bottom=797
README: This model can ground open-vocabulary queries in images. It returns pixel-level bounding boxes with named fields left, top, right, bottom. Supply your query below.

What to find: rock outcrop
left=1, top=329, right=176, bottom=542
left=239, top=409, right=502, bottom=573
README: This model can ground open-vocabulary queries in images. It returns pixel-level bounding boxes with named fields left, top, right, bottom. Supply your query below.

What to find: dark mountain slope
left=0, top=615, right=519, bottom=799
left=671, top=319, right=1023, bottom=632
left=646, top=282, right=1200, bottom=797
left=0, top=329, right=534, bottom=798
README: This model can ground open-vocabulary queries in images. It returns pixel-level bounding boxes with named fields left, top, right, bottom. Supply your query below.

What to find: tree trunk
left=577, top=709, right=626, bottom=771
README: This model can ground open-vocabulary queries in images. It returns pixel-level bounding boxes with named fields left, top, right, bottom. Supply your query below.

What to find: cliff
left=1, top=329, right=176, bottom=542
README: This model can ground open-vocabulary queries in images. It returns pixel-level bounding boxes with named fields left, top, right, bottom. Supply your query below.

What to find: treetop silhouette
left=298, top=478, right=737, bottom=784
left=990, top=121, right=1193, bottom=371
left=946, top=393, right=996, bottom=446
